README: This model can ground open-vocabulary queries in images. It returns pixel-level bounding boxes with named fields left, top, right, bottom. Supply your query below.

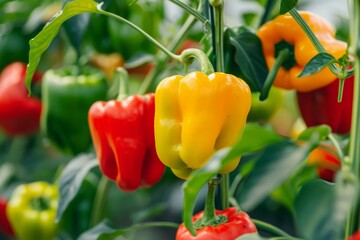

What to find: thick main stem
left=346, top=0, right=360, bottom=236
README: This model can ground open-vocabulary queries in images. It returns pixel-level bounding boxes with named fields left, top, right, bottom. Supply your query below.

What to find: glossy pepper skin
left=41, top=66, right=108, bottom=155
left=6, top=182, right=59, bottom=240
left=155, top=72, right=251, bottom=179
left=348, top=231, right=360, bottom=240
left=297, top=75, right=354, bottom=134
left=257, top=11, right=347, bottom=92
left=0, top=62, right=42, bottom=136
left=0, top=197, right=14, bottom=237
left=176, top=207, right=257, bottom=240
left=88, top=93, right=165, bottom=191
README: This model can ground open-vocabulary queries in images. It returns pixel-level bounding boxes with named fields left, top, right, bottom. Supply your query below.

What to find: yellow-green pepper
left=154, top=72, right=251, bottom=179
left=6, top=181, right=59, bottom=240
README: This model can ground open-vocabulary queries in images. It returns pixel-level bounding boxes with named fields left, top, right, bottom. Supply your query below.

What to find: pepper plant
left=0, top=0, right=359, bottom=239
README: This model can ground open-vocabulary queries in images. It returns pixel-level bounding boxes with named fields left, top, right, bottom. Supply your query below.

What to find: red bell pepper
left=176, top=207, right=257, bottom=240
left=88, top=93, right=165, bottom=191
left=296, top=75, right=354, bottom=134
left=0, top=197, right=14, bottom=237
left=348, top=231, right=360, bottom=240
left=0, top=62, right=42, bottom=136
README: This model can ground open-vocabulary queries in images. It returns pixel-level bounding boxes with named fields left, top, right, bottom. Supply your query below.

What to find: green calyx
left=275, top=40, right=296, bottom=70
left=29, top=196, right=51, bottom=212
left=193, top=214, right=228, bottom=229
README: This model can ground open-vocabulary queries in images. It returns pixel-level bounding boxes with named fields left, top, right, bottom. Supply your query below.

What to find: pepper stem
left=193, top=177, right=227, bottom=230
left=260, top=48, right=289, bottom=101
left=30, top=196, right=50, bottom=211
left=180, top=48, right=214, bottom=75
left=115, top=67, right=129, bottom=101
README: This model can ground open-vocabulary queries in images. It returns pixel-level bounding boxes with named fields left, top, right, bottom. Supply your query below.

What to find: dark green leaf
left=224, top=27, right=268, bottom=92
left=182, top=123, right=284, bottom=235
left=236, top=233, right=266, bottom=240
left=62, top=0, right=90, bottom=57
left=298, top=53, right=337, bottom=78
left=280, top=0, right=298, bottom=14
left=26, top=0, right=100, bottom=92
left=56, top=154, right=98, bottom=222
left=297, top=125, right=331, bottom=142
left=78, top=220, right=179, bottom=240
left=295, top=173, right=358, bottom=240
left=78, top=220, right=119, bottom=240
left=237, top=138, right=318, bottom=211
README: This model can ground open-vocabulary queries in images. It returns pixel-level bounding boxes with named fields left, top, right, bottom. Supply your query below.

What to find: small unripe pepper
left=41, top=65, right=108, bottom=155
left=154, top=72, right=251, bottom=179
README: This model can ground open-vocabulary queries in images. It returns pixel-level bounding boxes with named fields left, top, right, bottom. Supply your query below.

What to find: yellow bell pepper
left=154, top=72, right=251, bottom=179
left=6, top=181, right=59, bottom=240
left=257, top=11, right=347, bottom=92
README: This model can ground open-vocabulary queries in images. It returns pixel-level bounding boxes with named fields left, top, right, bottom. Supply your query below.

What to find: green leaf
left=182, top=123, right=284, bottom=235
left=78, top=220, right=179, bottom=240
left=25, top=0, right=100, bottom=92
left=124, top=54, right=154, bottom=69
left=62, top=0, right=90, bottom=57
left=295, top=172, right=359, bottom=240
left=237, top=138, right=319, bottom=211
left=280, top=0, right=298, bottom=14
left=236, top=233, right=266, bottom=240
left=297, top=125, right=332, bottom=142
left=224, top=27, right=268, bottom=92
left=298, top=53, right=337, bottom=78
left=56, top=154, right=98, bottom=222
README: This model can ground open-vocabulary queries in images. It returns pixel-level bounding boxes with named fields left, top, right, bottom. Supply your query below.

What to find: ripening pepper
left=88, top=93, right=165, bottom=191
left=154, top=72, right=251, bottom=179
left=0, top=197, right=14, bottom=237
left=176, top=207, right=257, bottom=240
left=0, top=62, right=42, bottom=136
left=6, top=182, right=59, bottom=240
left=296, top=75, right=354, bottom=134
left=257, top=11, right=347, bottom=92
left=41, top=65, right=108, bottom=155
left=307, top=145, right=341, bottom=182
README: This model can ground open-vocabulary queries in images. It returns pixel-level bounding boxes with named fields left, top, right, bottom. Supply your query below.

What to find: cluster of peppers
left=257, top=11, right=353, bottom=135
left=3, top=9, right=354, bottom=240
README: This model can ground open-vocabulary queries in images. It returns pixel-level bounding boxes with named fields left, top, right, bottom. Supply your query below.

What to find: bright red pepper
left=0, top=197, right=14, bottom=237
left=176, top=207, right=257, bottom=240
left=0, top=62, right=42, bottom=136
left=296, top=75, right=354, bottom=134
left=88, top=93, right=165, bottom=191
left=348, top=231, right=360, bottom=240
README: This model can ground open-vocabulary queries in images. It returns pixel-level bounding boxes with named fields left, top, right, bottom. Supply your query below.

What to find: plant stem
left=91, top=176, right=111, bottom=226
left=168, top=0, right=211, bottom=32
left=98, top=9, right=181, bottom=63
left=201, top=178, right=219, bottom=223
left=209, top=0, right=229, bottom=210
left=138, top=1, right=207, bottom=94
left=252, top=219, right=292, bottom=238
left=260, top=49, right=289, bottom=101
left=288, top=9, right=340, bottom=76
left=116, top=67, right=129, bottom=101
left=346, top=0, right=360, bottom=234
left=328, top=133, right=346, bottom=167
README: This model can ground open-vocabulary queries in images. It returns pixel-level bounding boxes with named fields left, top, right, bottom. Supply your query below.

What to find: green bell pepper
left=6, top=182, right=59, bottom=240
left=41, top=65, right=108, bottom=155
